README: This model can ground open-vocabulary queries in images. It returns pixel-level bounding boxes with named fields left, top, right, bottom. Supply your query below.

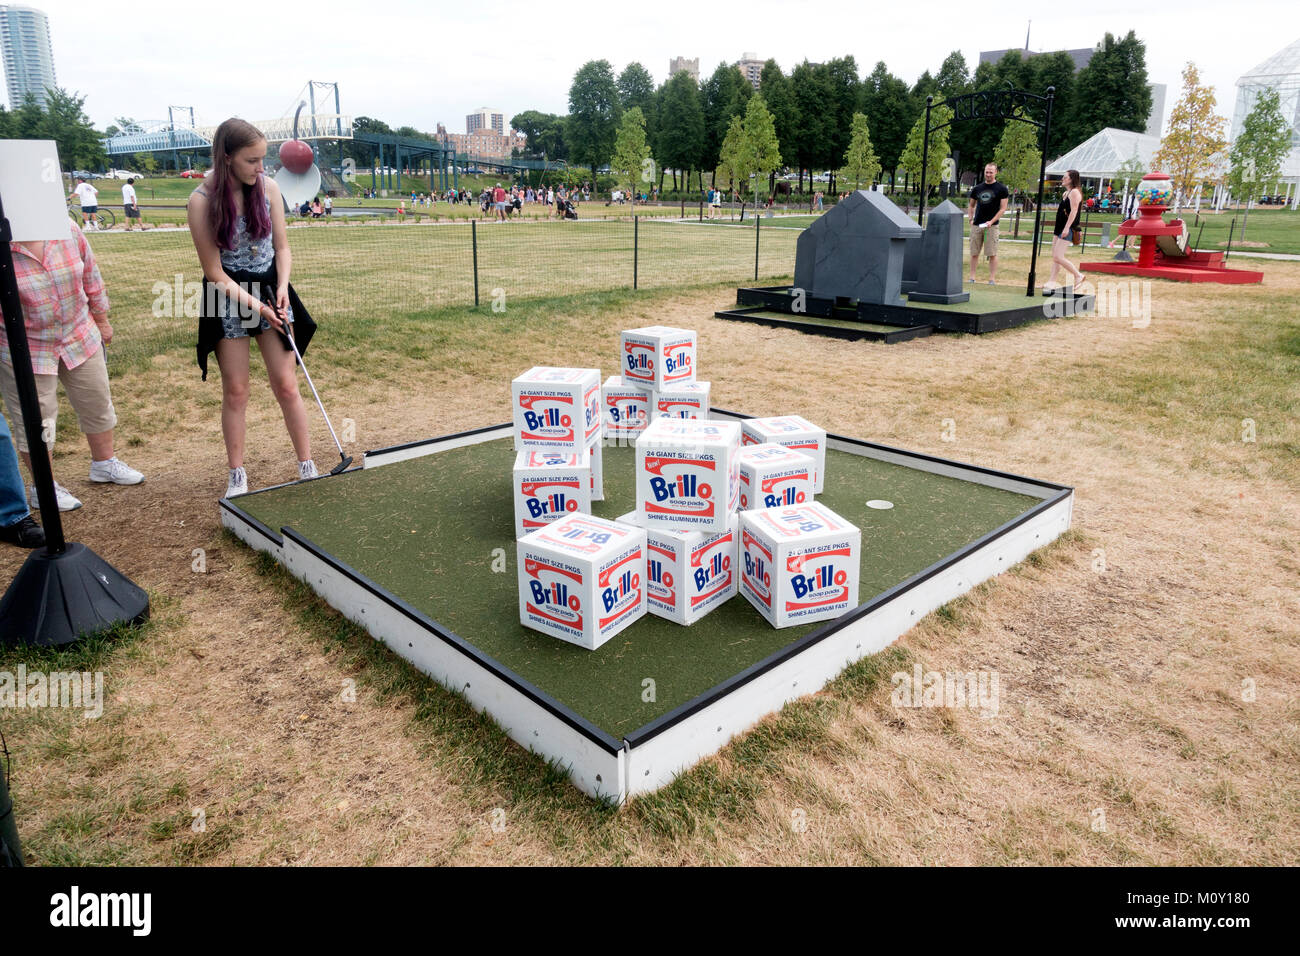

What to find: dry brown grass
left=3, top=240, right=1297, bottom=865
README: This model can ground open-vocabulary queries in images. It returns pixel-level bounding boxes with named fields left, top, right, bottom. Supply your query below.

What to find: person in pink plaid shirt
left=0, top=219, right=144, bottom=512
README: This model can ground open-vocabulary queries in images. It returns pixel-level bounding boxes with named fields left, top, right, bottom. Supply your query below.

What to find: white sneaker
left=89, top=456, right=145, bottom=485
left=226, top=467, right=248, bottom=498
left=298, top=460, right=319, bottom=481
left=30, top=482, right=83, bottom=512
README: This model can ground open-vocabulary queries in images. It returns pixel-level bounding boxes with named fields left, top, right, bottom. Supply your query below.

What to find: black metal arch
left=919, top=86, right=1056, bottom=296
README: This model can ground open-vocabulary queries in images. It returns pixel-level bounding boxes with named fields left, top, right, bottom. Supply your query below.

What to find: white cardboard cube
left=739, top=503, right=860, bottom=629
left=602, top=375, right=650, bottom=444
left=737, top=443, right=815, bottom=511
left=651, top=381, right=710, bottom=421
left=620, top=326, right=697, bottom=390
left=740, top=415, right=828, bottom=493
left=635, top=417, right=740, bottom=533
left=588, top=436, right=603, bottom=502
left=512, top=450, right=592, bottom=539
left=518, top=514, right=647, bottom=650
left=618, top=512, right=738, bottom=625
left=512, top=367, right=602, bottom=453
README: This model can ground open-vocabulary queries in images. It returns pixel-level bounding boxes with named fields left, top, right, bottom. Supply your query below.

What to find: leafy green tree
left=617, top=63, right=655, bottom=114
left=790, top=60, right=830, bottom=189
left=1227, top=88, right=1291, bottom=205
left=822, top=56, right=861, bottom=192
left=656, top=70, right=704, bottom=191
left=838, top=112, right=881, bottom=191
left=568, top=59, right=621, bottom=181
left=1072, top=31, right=1152, bottom=143
left=991, top=108, right=1042, bottom=208
left=1028, top=51, right=1077, bottom=157
left=701, top=61, right=752, bottom=187
left=898, top=103, right=953, bottom=197
left=1154, top=61, right=1226, bottom=210
left=760, top=59, right=797, bottom=188
left=859, top=61, right=914, bottom=189
left=610, top=107, right=651, bottom=199
left=511, top=111, right=568, bottom=160
left=717, top=95, right=781, bottom=209
left=40, top=88, right=105, bottom=171
left=133, top=151, right=159, bottom=174
left=1114, top=151, right=1146, bottom=194
left=935, top=51, right=970, bottom=100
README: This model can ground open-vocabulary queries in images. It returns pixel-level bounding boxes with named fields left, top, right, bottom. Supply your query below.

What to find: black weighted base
left=0, top=542, right=149, bottom=648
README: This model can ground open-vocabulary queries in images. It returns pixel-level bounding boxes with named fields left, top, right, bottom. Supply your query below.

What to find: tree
left=860, top=61, right=915, bottom=190
left=701, top=61, right=752, bottom=187
left=610, top=107, right=651, bottom=200
left=133, top=151, right=159, bottom=173
left=838, top=112, right=881, bottom=191
left=1071, top=31, right=1152, bottom=144
left=568, top=59, right=621, bottom=181
left=717, top=95, right=781, bottom=210
left=1153, top=62, right=1227, bottom=210
left=0, top=89, right=105, bottom=172
left=822, top=56, right=861, bottom=193
left=898, top=104, right=952, bottom=197
left=617, top=62, right=655, bottom=115
left=760, top=59, right=797, bottom=190
left=655, top=70, right=704, bottom=191
left=790, top=60, right=830, bottom=190
left=510, top=110, right=567, bottom=160
left=991, top=108, right=1042, bottom=209
left=1114, top=151, right=1146, bottom=194
left=1227, top=88, right=1290, bottom=204
left=935, top=51, right=970, bottom=101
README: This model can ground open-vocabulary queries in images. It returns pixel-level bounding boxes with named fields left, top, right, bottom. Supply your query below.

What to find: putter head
left=330, top=456, right=354, bottom=476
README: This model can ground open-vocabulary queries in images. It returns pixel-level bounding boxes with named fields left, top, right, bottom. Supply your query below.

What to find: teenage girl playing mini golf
left=187, top=118, right=317, bottom=497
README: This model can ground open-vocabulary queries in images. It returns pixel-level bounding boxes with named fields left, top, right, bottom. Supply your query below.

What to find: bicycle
left=67, top=199, right=116, bottom=231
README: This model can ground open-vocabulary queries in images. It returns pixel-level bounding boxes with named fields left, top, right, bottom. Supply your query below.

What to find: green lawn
left=84, top=217, right=801, bottom=372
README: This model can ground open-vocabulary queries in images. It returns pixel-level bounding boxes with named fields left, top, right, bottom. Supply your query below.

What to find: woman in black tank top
left=1045, top=169, right=1085, bottom=294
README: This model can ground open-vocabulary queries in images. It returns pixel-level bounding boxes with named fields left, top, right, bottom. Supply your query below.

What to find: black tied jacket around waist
left=196, top=261, right=316, bottom=381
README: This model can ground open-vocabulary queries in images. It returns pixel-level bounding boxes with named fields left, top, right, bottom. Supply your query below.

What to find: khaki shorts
left=970, top=223, right=1000, bottom=258
left=0, top=352, right=117, bottom=453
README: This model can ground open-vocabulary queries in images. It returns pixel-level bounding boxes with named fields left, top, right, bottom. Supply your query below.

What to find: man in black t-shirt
left=967, top=162, right=1010, bottom=284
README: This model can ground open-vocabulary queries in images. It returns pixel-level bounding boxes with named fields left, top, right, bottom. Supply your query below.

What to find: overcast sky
left=10, top=0, right=1289, bottom=138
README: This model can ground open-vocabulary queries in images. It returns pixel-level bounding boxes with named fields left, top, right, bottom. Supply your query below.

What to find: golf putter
left=280, top=312, right=353, bottom=475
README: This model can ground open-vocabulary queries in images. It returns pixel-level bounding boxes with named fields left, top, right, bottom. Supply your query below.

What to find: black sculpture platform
left=723, top=283, right=1094, bottom=341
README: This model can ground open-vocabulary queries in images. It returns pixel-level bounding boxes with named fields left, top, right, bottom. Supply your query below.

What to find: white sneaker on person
left=225, top=467, right=248, bottom=498
left=29, top=482, right=83, bottom=512
left=89, top=457, right=145, bottom=485
left=298, top=460, right=319, bottom=480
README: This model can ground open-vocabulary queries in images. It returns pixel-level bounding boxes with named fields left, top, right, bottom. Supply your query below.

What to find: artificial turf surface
left=237, top=438, right=1041, bottom=737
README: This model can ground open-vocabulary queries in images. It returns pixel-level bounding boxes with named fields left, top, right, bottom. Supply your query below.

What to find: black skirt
left=196, top=262, right=316, bottom=381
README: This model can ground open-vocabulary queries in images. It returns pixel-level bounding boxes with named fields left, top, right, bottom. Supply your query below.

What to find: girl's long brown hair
left=208, top=118, right=271, bottom=251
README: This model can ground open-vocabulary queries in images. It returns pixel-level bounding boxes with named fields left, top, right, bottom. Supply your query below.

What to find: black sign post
left=0, top=189, right=149, bottom=647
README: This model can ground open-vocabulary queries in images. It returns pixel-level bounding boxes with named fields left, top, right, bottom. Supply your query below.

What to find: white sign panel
left=0, top=140, right=73, bottom=241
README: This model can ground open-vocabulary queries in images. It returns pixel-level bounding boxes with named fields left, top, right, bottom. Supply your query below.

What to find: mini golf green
left=237, top=439, right=1040, bottom=737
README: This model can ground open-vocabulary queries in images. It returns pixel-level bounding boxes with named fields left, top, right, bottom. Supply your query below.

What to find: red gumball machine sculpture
left=1082, top=172, right=1263, bottom=284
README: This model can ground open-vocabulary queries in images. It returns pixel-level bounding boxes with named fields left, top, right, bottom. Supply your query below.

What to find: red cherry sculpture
left=279, top=102, right=314, bottom=174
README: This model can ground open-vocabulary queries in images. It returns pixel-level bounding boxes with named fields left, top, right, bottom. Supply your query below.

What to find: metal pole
left=471, top=219, right=480, bottom=306
left=0, top=194, right=64, bottom=553
left=918, top=96, right=932, bottom=226
left=633, top=215, right=639, bottom=290
left=1026, top=87, right=1054, bottom=296
left=754, top=210, right=761, bottom=281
